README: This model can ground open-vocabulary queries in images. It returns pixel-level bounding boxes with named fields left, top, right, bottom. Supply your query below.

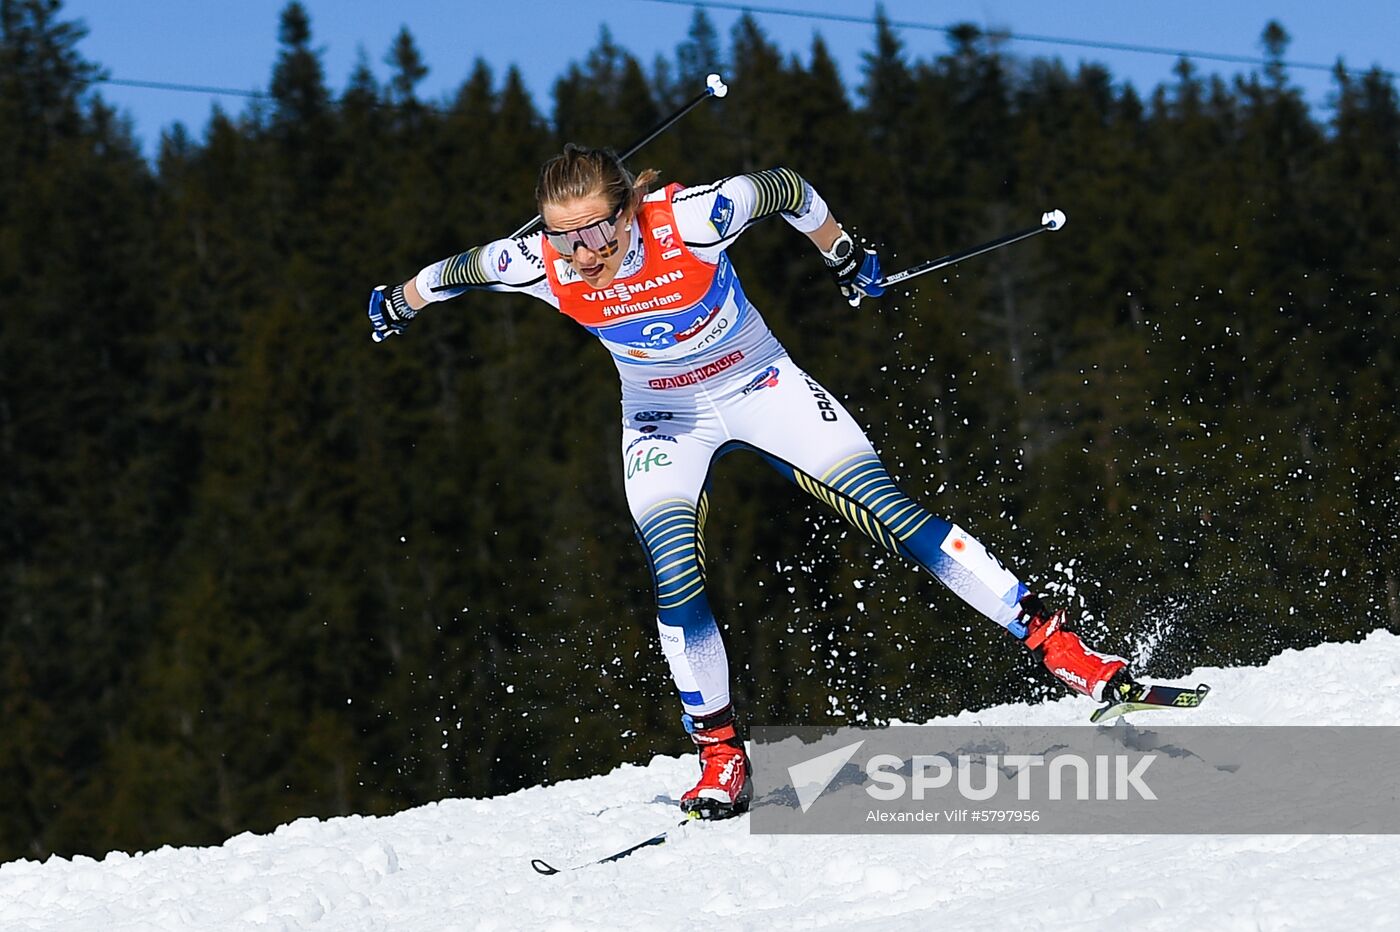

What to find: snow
left=4, top=630, right=1399, bottom=931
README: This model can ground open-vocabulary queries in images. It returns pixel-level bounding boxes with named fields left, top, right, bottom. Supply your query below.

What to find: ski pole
left=876, top=210, right=1068, bottom=290
left=509, top=73, right=730, bottom=239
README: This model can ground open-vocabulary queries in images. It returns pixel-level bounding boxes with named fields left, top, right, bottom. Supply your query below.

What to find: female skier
left=368, top=145, right=1136, bottom=819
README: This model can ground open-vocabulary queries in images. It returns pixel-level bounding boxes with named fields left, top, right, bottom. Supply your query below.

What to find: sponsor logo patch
left=553, top=257, right=580, bottom=284
left=497, top=250, right=511, bottom=273
left=673, top=306, right=720, bottom=343
left=710, top=194, right=734, bottom=237
left=625, top=433, right=678, bottom=453
left=633, top=411, right=674, bottom=422
left=1054, top=667, right=1089, bottom=690
left=741, top=366, right=781, bottom=395
left=647, top=351, right=745, bottom=390
left=626, top=445, right=674, bottom=478
left=582, top=271, right=686, bottom=305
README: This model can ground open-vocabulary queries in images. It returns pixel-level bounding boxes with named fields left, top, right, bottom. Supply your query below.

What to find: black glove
left=367, top=283, right=417, bottom=343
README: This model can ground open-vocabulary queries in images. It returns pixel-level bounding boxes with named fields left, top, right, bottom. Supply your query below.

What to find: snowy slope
left=4, top=630, right=1399, bottom=932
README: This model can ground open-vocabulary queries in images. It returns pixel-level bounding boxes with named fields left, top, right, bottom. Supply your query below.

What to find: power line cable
left=98, top=76, right=268, bottom=99
left=636, top=0, right=1396, bottom=79
left=85, top=3, right=1393, bottom=104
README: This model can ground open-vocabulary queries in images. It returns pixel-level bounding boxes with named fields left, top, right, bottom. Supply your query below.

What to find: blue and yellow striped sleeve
left=413, top=235, right=553, bottom=305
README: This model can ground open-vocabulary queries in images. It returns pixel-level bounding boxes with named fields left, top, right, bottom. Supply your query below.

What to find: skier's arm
left=672, top=168, right=832, bottom=256
left=673, top=169, right=884, bottom=305
left=367, top=236, right=557, bottom=342
left=406, top=236, right=556, bottom=308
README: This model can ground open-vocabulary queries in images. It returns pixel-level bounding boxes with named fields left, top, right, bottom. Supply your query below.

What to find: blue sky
left=65, top=1, right=1399, bottom=153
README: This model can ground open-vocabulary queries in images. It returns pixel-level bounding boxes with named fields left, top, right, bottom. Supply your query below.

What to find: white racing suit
left=413, top=170, right=1049, bottom=716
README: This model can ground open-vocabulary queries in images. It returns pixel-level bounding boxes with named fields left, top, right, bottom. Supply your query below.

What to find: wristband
left=384, top=283, right=417, bottom=322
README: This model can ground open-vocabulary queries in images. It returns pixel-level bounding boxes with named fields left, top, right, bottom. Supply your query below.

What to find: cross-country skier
left=368, top=145, right=1139, bottom=819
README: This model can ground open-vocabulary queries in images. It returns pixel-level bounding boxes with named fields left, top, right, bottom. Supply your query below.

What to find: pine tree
left=386, top=25, right=428, bottom=107
left=0, top=0, right=162, bottom=858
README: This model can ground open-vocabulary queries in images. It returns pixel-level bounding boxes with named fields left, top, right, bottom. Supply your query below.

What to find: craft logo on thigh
left=627, top=445, right=673, bottom=479
left=803, top=375, right=840, bottom=422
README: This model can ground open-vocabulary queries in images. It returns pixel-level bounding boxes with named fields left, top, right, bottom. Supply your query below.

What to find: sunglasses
left=543, top=206, right=624, bottom=258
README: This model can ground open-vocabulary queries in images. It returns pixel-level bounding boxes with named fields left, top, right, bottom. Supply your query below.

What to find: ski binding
left=1090, top=682, right=1211, bottom=723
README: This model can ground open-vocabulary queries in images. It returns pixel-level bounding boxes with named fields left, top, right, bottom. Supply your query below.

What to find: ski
left=1090, top=682, right=1211, bottom=723
left=531, top=813, right=701, bottom=875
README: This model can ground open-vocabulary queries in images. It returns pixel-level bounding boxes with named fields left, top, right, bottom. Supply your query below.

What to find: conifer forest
left=1, top=0, right=1397, bottom=859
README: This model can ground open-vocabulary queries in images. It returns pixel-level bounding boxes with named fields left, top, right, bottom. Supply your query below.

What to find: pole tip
left=1041, top=209, right=1067, bottom=231
left=707, top=73, right=729, bottom=98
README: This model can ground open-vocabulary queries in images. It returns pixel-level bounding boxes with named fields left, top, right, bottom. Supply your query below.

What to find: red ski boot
left=1020, top=595, right=1130, bottom=702
left=679, top=705, right=753, bottom=820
